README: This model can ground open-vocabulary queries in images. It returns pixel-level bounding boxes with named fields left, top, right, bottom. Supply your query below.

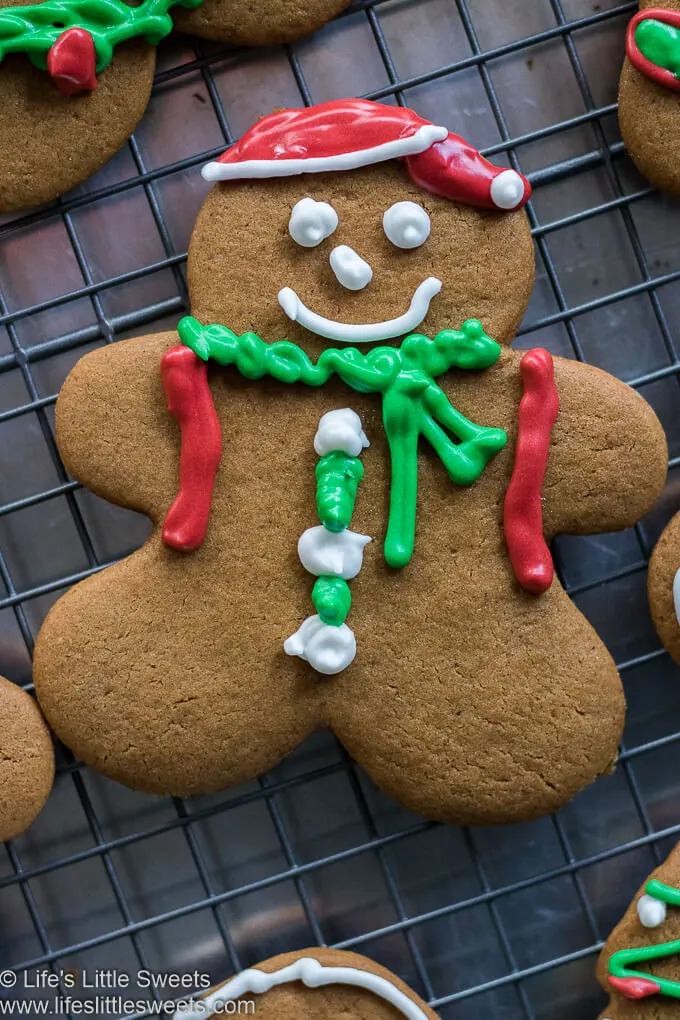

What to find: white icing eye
left=637, top=894, right=667, bottom=928
left=289, top=197, right=338, bottom=247
left=383, top=201, right=431, bottom=249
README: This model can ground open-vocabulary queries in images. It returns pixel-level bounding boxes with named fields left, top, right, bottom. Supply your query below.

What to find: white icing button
left=314, top=408, right=370, bottom=458
left=637, top=893, right=667, bottom=928
left=289, top=197, right=339, bottom=247
left=329, top=245, right=373, bottom=290
left=490, top=169, right=526, bottom=210
left=284, top=616, right=357, bottom=675
left=298, top=525, right=370, bottom=579
left=673, top=566, right=680, bottom=626
left=383, top=201, right=431, bottom=249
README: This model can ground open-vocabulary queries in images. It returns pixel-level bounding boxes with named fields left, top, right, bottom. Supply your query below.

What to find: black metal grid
left=3, top=1, right=680, bottom=1018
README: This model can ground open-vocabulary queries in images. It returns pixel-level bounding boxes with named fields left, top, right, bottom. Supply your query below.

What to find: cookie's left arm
left=542, top=358, right=667, bottom=536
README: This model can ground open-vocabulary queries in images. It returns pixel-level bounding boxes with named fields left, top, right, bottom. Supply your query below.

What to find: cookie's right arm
left=56, top=332, right=182, bottom=520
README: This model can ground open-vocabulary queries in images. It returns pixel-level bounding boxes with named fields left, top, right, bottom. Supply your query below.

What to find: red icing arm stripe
left=608, top=975, right=661, bottom=999
left=503, top=348, right=559, bottom=595
left=160, top=345, right=222, bottom=553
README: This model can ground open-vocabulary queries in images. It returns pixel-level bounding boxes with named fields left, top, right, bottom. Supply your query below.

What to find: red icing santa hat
left=202, top=98, right=531, bottom=212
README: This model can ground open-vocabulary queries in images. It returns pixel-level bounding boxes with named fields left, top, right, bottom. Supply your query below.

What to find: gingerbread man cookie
left=174, top=0, right=353, bottom=47
left=186, top=948, right=438, bottom=1020
left=0, top=0, right=350, bottom=212
left=0, top=0, right=164, bottom=212
left=619, top=2, right=680, bottom=195
left=0, top=675, right=54, bottom=841
left=34, top=99, right=667, bottom=825
left=647, top=510, right=680, bottom=663
left=596, top=843, right=680, bottom=1016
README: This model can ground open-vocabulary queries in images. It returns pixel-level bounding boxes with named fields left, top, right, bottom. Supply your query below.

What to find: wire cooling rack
left=2, top=0, right=680, bottom=1017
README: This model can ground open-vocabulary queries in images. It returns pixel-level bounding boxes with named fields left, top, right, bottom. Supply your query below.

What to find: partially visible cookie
left=0, top=0, right=160, bottom=214
left=648, top=511, right=680, bottom=663
left=619, top=1, right=680, bottom=196
left=174, top=0, right=352, bottom=46
left=190, top=948, right=438, bottom=1019
left=597, top=843, right=680, bottom=1017
left=0, top=675, right=54, bottom=841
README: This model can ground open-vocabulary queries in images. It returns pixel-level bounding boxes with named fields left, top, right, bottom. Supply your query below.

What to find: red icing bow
left=202, top=98, right=531, bottom=212
left=47, top=27, right=98, bottom=95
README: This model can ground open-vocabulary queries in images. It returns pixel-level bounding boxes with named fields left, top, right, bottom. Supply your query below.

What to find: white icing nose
left=329, top=245, right=373, bottom=291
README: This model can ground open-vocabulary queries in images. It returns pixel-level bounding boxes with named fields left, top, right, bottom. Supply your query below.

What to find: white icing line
left=278, top=276, right=442, bottom=343
left=201, top=124, right=448, bottom=182
left=673, top=566, right=680, bottom=626
left=183, top=958, right=431, bottom=1020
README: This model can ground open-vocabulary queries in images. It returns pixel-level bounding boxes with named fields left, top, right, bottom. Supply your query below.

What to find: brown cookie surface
left=648, top=511, right=680, bottom=664
left=174, top=0, right=352, bottom=46
left=33, top=109, right=668, bottom=823
left=618, top=0, right=680, bottom=196
left=33, top=332, right=665, bottom=821
left=0, top=0, right=155, bottom=214
left=597, top=844, right=680, bottom=1019
left=198, top=947, right=439, bottom=1019
left=0, top=675, right=54, bottom=841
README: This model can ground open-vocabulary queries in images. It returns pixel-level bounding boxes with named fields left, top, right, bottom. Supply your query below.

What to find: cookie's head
left=188, top=99, right=535, bottom=353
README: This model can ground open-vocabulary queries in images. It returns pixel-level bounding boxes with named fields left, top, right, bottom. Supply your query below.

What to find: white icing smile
left=278, top=276, right=442, bottom=343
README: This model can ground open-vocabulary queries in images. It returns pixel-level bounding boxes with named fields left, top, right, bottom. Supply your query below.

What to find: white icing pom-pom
left=490, top=169, right=525, bottom=210
left=298, top=526, right=370, bottom=579
left=314, top=408, right=370, bottom=458
left=637, top=893, right=667, bottom=928
left=284, top=616, right=356, bottom=674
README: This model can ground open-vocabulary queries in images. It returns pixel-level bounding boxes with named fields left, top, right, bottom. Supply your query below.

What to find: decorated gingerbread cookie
left=596, top=843, right=680, bottom=1015
left=647, top=511, right=680, bottom=663
left=33, top=99, right=667, bottom=825
left=0, top=0, right=164, bottom=212
left=0, top=675, right=54, bottom=841
left=185, top=948, right=438, bottom=1019
left=619, top=2, right=680, bottom=195
left=174, top=0, right=353, bottom=47
left=0, top=0, right=351, bottom=212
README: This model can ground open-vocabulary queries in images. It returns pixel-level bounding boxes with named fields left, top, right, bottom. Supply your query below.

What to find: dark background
left=1, top=2, right=679, bottom=1018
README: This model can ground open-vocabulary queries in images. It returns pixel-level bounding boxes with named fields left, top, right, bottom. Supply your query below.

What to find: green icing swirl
left=636, top=18, right=680, bottom=77
left=312, top=575, right=352, bottom=626
left=0, top=0, right=204, bottom=71
left=316, top=451, right=364, bottom=533
left=177, top=315, right=507, bottom=568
